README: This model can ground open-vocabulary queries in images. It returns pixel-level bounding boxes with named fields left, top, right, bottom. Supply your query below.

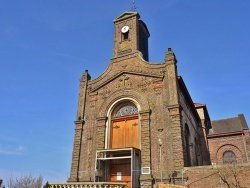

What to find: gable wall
left=208, top=134, right=248, bottom=164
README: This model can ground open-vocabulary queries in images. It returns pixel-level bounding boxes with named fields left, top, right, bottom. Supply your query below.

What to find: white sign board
left=117, top=172, right=122, bottom=180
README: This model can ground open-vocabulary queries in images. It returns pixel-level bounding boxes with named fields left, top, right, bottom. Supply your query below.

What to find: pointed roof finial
left=131, top=0, right=136, bottom=12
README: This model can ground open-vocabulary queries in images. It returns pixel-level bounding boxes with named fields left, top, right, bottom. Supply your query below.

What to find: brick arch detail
left=97, top=89, right=150, bottom=117
left=216, top=144, right=243, bottom=164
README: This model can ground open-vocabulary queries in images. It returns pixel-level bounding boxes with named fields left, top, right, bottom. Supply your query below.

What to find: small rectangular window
left=123, top=32, right=129, bottom=40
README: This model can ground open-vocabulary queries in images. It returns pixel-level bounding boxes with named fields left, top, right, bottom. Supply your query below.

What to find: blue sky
left=1, top=0, right=250, bottom=185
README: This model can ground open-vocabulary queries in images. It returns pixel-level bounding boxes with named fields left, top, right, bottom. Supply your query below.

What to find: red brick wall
left=185, top=164, right=250, bottom=188
left=208, top=134, right=247, bottom=164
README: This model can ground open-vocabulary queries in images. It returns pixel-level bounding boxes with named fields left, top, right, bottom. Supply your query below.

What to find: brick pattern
left=185, top=164, right=250, bottom=188
left=169, top=109, right=185, bottom=170
left=243, top=130, right=250, bottom=159
left=96, top=119, right=106, bottom=150
left=199, top=120, right=211, bottom=165
left=68, top=121, right=83, bottom=182
left=158, top=183, right=185, bottom=188
left=208, top=134, right=248, bottom=164
left=140, top=111, right=151, bottom=168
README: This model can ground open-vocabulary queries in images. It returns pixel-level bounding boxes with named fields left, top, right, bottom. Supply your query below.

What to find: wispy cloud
left=0, top=145, right=27, bottom=155
left=17, top=145, right=27, bottom=152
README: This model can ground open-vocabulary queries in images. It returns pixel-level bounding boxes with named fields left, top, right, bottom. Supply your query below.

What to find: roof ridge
left=212, top=116, right=238, bottom=122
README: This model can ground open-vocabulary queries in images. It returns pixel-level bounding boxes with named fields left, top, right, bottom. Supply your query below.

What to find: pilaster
left=165, top=48, right=178, bottom=106
left=68, top=70, right=91, bottom=182
left=68, top=120, right=84, bottom=182
left=139, top=110, right=153, bottom=187
left=96, top=117, right=107, bottom=150
left=77, top=70, right=91, bottom=120
left=168, top=106, right=185, bottom=170
left=165, top=49, right=185, bottom=170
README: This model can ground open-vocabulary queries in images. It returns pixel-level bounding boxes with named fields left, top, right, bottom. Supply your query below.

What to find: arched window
left=223, top=151, right=237, bottom=164
left=114, top=104, right=138, bottom=117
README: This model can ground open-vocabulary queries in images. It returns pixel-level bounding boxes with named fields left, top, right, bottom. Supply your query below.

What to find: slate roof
left=209, top=114, right=249, bottom=135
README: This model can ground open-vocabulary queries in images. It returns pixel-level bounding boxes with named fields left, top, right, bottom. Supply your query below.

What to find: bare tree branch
left=6, top=174, right=43, bottom=188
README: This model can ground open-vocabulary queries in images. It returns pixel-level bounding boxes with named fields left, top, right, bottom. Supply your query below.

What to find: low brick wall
left=185, top=163, right=250, bottom=188
left=158, top=183, right=186, bottom=188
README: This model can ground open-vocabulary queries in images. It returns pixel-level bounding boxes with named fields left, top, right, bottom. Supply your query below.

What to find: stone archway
left=97, top=89, right=149, bottom=118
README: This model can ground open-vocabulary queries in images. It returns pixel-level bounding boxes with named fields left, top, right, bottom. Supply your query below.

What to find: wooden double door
left=110, top=115, right=139, bottom=188
left=110, top=115, right=139, bottom=149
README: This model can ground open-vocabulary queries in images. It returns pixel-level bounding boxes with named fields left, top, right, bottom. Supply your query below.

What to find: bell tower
left=113, top=12, right=150, bottom=61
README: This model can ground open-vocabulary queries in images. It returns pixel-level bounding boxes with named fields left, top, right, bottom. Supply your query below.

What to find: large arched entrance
left=109, top=102, right=140, bottom=188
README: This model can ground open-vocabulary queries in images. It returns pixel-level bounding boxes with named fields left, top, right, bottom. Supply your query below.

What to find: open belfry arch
left=67, top=11, right=211, bottom=187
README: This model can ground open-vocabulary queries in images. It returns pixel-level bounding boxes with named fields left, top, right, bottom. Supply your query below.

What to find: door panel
left=111, top=121, right=125, bottom=148
left=110, top=162, right=131, bottom=188
left=125, top=119, right=139, bottom=148
left=111, top=117, right=139, bottom=149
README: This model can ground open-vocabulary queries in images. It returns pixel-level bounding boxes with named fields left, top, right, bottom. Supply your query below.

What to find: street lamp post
left=158, top=138, right=163, bottom=182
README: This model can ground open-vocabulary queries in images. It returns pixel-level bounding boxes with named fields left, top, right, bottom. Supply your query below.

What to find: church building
left=67, top=11, right=211, bottom=187
left=47, top=11, right=250, bottom=188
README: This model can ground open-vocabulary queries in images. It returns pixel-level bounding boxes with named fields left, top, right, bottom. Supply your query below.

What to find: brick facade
left=64, top=11, right=249, bottom=188
left=66, top=12, right=212, bottom=187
